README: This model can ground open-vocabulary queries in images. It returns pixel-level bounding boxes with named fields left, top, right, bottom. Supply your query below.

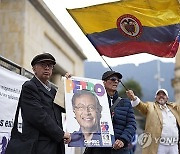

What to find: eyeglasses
left=74, top=105, right=96, bottom=112
left=108, top=77, right=120, bottom=82
left=38, top=62, right=54, bottom=69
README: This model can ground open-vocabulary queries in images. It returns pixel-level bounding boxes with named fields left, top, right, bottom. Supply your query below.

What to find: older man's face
left=103, top=75, right=120, bottom=94
left=33, top=61, right=54, bottom=84
left=155, top=91, right=168, bottom=105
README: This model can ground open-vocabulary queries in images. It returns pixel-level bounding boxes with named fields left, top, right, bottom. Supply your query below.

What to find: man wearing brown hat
left=10, top=53, right=71, bottom=154
left=84, top=70, right=136, bottom=154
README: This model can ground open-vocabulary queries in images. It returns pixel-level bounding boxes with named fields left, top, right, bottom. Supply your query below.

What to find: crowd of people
left=5, top=53, right=180, bottom=154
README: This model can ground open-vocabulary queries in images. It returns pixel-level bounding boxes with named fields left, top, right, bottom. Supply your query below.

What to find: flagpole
left=101, top=56, right=128, bottom=90
left=101, top=56, right=113, bottom=71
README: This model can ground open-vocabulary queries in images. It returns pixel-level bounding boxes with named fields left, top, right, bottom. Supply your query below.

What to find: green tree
left=118, top=79, right=143, bottom=98
left=119, top=79, right=145, bottom=130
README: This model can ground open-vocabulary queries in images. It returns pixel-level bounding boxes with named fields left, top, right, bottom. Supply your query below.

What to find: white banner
left=0, top=66, right=28, bottom=153
left=64, top=76, right=114, bottom=147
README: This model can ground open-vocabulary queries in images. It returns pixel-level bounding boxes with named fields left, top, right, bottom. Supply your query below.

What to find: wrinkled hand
left=113, top=139, right=124, bottom=150
left=63, top=132, right=71, bottom=144
left=126, top=90, right=136, bottom=101
left=64, top=72, right=71, bottom=79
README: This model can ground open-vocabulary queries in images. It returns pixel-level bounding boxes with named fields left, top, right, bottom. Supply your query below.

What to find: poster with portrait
left=64, top=76, right=115, bottom=147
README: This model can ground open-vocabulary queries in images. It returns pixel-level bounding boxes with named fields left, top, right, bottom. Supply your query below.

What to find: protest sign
left=64, top=76, right=114, bottom=147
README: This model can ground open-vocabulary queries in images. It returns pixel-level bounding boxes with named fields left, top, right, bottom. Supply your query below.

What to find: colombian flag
left=67, top=0, right=180, bottom=58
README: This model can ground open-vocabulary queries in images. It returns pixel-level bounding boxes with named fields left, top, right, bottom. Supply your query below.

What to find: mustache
left=159, top=96, right=164, bottom=99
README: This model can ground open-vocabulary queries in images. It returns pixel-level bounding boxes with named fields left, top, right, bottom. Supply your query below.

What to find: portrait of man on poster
left=64, top=77, right=114, bottom=147
left=69, top=90, right=103, bottom=147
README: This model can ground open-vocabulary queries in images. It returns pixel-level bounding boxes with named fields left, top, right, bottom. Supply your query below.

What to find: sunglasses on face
left=108, top=77, right=120, bottom=82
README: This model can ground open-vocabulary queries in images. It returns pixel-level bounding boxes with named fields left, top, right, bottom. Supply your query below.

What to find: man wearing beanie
left=7, top=53, right=71, bottom=154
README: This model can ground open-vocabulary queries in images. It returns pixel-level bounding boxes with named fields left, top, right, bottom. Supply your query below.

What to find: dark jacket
left=20, top=77, right=65, bottom=154
left=108, top=91, right=136, bottom=147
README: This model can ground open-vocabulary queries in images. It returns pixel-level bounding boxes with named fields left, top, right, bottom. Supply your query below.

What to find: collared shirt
left=35, top=76, right=51, bottom=91
left=110, top=96, right=113, bottom=106
left=160, top=105, right=179, bottom=145
left=159, top=104, right=167, bottom=110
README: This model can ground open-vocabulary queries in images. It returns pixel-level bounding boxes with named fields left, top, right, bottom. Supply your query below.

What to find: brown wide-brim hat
left=31, top=53, right=56, bottom=66
left=102, top=70, right=122, bottom=80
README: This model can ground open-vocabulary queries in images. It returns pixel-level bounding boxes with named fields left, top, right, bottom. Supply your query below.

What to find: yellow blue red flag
left=67, top=0, right=180, bottom=58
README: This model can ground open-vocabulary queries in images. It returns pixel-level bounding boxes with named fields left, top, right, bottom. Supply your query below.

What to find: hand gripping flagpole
left=101, top=56, right=128, bottom=91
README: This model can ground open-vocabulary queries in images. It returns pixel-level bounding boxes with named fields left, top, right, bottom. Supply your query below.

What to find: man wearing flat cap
left=84, top=70, right=136, bottom=154
left=10, top=53, right=71, bottom=154
left=127, top=89, right=180, bottom=154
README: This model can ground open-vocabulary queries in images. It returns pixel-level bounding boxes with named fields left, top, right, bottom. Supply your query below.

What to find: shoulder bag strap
left=11, top=92, right=24, bottom=136
left=12, top=95, right=21, bottom=129
left=110, top=97, right=121, bottom=113
left=10, top=95, right=22, bottom=136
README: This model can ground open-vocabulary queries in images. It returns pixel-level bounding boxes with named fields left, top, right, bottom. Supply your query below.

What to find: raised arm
left=126, top=90, right=149, bottom=116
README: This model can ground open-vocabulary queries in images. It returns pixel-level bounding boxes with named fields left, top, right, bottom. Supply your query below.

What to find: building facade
left=0, top=0, right=86, bottom=79
left=0, top=0, right=86, bottom=153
